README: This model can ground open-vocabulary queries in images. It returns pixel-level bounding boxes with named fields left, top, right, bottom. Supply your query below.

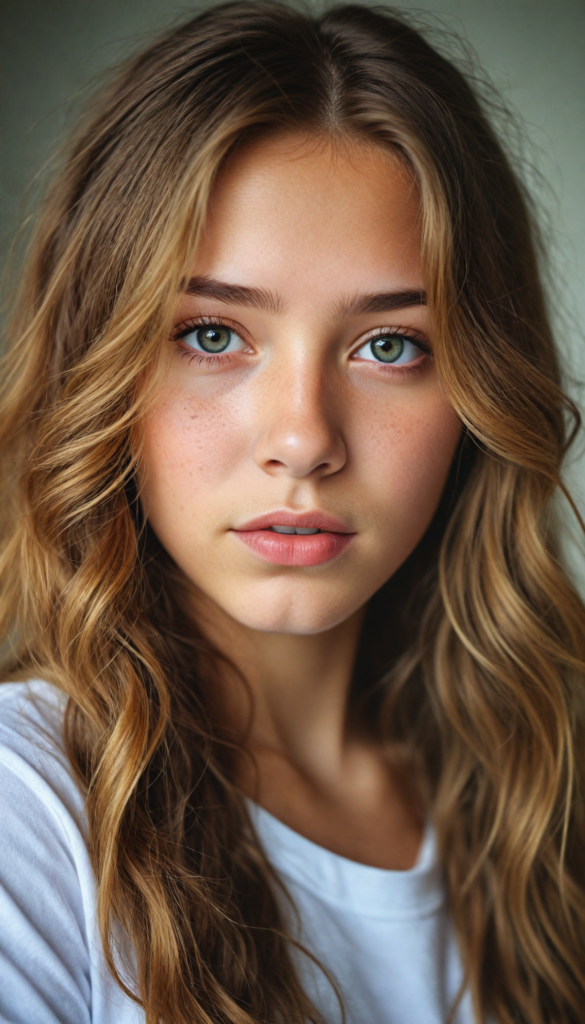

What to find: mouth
left=232, top=510, right=355, bottom=566
left=235, top=509, right=351, bottom=533
left=266, top=525, right=322, bottom=535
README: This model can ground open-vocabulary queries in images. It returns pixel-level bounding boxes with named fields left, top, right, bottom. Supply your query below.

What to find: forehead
left=192, top=134, right=423, bottom=301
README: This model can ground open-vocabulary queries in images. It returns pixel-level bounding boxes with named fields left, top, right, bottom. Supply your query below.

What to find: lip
left=232, top=509, right=355, bottom=567
left=235, top=509, right=351, bottom=533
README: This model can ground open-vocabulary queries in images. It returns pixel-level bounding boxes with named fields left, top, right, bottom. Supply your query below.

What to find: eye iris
left=371, top=335, right=404, bottom=363
left=196, top=327, right=231, bottom=353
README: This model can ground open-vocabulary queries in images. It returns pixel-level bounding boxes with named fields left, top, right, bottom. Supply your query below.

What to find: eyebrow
left=183, top=276, right=425, bottom=317
left=184, top=276, right=283, bottom=315
left=335, top=289, right=426, bottom=317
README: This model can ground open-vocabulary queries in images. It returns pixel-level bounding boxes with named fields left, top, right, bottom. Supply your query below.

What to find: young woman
left=0, top=3, right=584, bottom=1023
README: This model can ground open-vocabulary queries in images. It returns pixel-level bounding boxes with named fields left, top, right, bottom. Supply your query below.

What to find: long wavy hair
left=1, top=3, right=585, bottom=1022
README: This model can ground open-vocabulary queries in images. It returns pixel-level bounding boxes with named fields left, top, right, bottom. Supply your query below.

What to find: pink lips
left=232, top=510, right=355, bottom=567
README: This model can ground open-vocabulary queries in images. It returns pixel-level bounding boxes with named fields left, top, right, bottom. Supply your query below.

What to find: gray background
left=1, top=0, right=584, bottom=582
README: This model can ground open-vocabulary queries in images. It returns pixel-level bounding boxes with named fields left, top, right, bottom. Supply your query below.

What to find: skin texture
left=140, top=135, right=461, bottom=869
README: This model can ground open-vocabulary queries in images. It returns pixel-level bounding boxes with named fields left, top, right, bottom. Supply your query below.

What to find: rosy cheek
left=141, top=408, right=239, bottom=561
left=144, top=387, right=247, bottom=497
left=356, top=396, right=460, bottom=506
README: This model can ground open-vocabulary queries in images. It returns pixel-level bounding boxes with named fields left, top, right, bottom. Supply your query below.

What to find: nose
left=253, top=357, right=347, bottom=479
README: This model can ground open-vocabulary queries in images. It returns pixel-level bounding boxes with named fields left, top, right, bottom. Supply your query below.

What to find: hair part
left=1, top=4, right=585, bottom=1023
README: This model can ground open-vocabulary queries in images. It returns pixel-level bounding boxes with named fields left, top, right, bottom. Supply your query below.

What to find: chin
left=223, top=587, right=362, bottom=636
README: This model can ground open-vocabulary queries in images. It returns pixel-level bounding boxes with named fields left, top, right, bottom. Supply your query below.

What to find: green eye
left=196, top=327, right=232, bottom=353
left=354, top=332, right=426, bottom=368
left=370, top=335, right=404, bottom=363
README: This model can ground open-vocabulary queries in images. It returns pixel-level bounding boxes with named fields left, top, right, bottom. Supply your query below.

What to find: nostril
left=255, top=425, right=346, bottom=479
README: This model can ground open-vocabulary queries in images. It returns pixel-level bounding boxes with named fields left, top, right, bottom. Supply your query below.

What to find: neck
left=192, top=592, right=424, bottom=870
left=195, top=595, right=366, bottom=780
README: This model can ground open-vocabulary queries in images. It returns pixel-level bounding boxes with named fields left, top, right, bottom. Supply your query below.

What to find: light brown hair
left=1, top=3, right=585, bottom=1022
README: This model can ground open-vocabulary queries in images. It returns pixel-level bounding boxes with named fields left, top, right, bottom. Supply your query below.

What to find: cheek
left=353, top=388, right=461, bottom=536
left=140, top=386, right=247, bottom=517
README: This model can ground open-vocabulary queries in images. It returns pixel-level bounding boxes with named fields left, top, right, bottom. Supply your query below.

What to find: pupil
left=197, top=327, right=230, bottom=353
left=371, top=335, right=404, bottom=363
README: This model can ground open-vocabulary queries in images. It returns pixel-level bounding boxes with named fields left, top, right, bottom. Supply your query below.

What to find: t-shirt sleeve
left=0, top=757, right=92, bottom=1024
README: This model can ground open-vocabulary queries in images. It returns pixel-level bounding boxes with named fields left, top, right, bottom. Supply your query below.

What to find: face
left=140, top=135, right=461, bottom=635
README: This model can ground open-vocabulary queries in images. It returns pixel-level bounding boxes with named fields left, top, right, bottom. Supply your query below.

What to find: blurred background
left=1, top=0, right=584, bottom=584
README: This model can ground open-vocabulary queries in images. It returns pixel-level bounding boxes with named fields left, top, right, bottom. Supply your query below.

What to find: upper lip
left=234, top=510, right=353, bottom=533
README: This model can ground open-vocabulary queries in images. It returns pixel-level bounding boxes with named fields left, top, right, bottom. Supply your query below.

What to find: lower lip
left=233, top=530, right=354, bottom=566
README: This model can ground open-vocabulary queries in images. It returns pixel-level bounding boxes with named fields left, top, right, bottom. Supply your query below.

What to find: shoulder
left=0, top=677, right=67, bottom=740
left=0, top=680, right=141, bottom=1023
left=0, top=680, right=142, bottom=1023
left=0, top=678, right=85, bottom=833
left=0, top=681, right=92, bottom=1021
left=0, top=678, right=69, bottom=757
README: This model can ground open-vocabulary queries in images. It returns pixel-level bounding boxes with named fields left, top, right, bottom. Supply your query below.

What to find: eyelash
left=172, top=317, right=432, bottom=373
left=354, top=327, right=432, bottom=378
left=172, top=316, right=249, bottom=365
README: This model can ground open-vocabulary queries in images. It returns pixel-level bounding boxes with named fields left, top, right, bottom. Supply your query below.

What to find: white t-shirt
left=0, top=680, right=474, bottom=1024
